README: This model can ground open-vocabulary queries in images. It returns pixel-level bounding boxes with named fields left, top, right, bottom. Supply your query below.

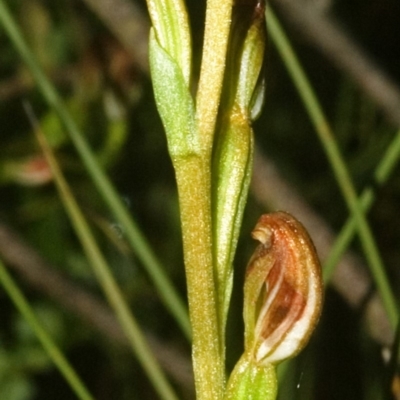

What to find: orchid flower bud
left=244, top=211, right=323, bottom=365
left=225, top=212, right=323, bottom=399
left=4, top=155, right=52, bottom=186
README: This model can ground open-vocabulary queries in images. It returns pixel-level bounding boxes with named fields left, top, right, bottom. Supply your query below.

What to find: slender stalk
left=174, top=155, right=225, bottom=400
left=266, top=5, right=398, bottom=327
left=33, top=115, right=179, bottom=400
left=167, top=0, right=237, bottom=397
left=0, top=259, right=94, bottom=400
left=0, top=0, right=190, bottom=339
left=324, top=128, right=400, bottom=280
left=196, top=0, right=234, bottom=155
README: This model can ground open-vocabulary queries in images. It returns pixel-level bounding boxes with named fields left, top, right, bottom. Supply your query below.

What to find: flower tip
left=251, top=222, right=272, bottom=246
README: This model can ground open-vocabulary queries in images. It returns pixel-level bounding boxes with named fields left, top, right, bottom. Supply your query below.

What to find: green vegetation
left=0, top=0, right=399, bottom=399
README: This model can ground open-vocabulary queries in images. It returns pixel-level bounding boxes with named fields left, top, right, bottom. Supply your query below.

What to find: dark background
left=0, top=0, right=399, bottom=398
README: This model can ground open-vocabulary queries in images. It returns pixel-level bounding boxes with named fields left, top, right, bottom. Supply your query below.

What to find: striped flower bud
left=243, top=211, right=323, bottom=365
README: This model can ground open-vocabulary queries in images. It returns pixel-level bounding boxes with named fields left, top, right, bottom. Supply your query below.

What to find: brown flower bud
left=244, top=212, right=323, bottom=365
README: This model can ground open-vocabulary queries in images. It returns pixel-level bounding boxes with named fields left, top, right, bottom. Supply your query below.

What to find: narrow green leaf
left=266, top=4, right=398, bottom=327
left=212, top=110, right=254, bottom=335
left=235, top=2, right=266, bottom=116
left=150, top=30, right=198, bottom=159
left=324, top=127, right=400, bottom=281
left=212, top=0, right=266, bottom=340
left=0, top=259, right=94, bottom=400
left=0, top=0, right=191, bottom=339
left=225, top=355, right=277, bottom=400
left=146, top=0, right=191, bottom=84
left=32, top=113, right=179, bottom=400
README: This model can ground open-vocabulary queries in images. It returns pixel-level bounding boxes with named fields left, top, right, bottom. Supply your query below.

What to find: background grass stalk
left=266, top=5, right=398, bottom=327
left=0, top=259, right=94, bottom=400
left=174, top=155, right=225, bottom=400
left=324, top=127, right=400, bottom=280
left=0, top=0, right=190, bottom=339
left=33, top=116, right=179, bottom=400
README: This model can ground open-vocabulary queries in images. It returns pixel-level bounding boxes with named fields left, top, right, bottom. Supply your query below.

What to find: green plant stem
left=172, top=0, right=236, bottom=397
left=174, top=155, right=225, bottom=400
left=0, top=259, right=94, bottom=400
left=324, top=128, right=400, bottom=281
left=33, top=118, right=179, bottom=400
left=196, top=0, right=234, bottom=155
left=266, top=5, right=398, bottom=327
left=0, top=0, right=190, bottom=339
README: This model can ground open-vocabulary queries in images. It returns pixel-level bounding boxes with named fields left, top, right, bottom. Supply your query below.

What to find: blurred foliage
left=0, top=0, right=400, bottom=399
